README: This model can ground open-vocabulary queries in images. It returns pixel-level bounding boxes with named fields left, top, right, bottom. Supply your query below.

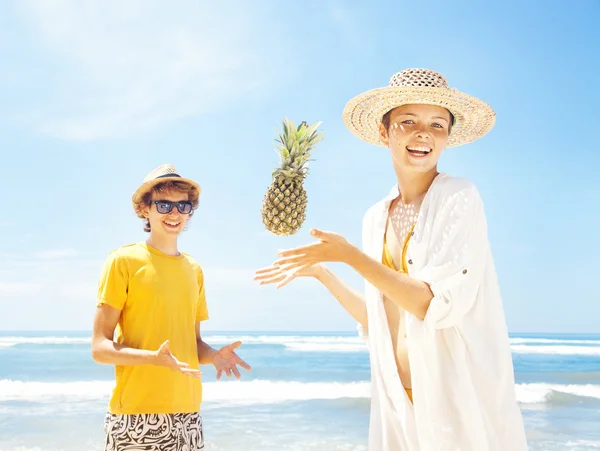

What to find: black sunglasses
left=151, top=200, right=193, bottom=215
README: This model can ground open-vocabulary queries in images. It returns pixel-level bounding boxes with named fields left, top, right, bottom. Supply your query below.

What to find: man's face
left=144, top=188, right=192, bottom=237
left=379, top=104, right=452, bottom=174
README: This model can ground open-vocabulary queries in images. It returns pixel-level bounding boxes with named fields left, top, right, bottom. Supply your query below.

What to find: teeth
left=165, top=221, right=180, bottom=226
left=407, top=146, right=431, bottom=153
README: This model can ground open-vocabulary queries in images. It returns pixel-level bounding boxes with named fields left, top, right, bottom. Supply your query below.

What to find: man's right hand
left=154, top=340, right=202, bottom=378
left=253, top=262, right=326, bottom=288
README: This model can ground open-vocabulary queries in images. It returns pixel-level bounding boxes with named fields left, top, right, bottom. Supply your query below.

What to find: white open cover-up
left=359, top=173, right=528, bottom=451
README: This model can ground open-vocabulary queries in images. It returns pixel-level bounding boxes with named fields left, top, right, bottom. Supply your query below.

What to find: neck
left=394, top=166, right=439, bottom=204
left=146, top=233, right=180, bottom=256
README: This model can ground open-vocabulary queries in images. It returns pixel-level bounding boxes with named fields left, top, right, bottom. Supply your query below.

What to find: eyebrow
left=396, top=112, right=450, bottom=123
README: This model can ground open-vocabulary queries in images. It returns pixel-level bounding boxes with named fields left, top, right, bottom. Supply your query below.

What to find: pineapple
left=261, top=117, right=324, bottom=236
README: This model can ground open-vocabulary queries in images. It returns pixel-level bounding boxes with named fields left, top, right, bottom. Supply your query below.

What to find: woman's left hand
left=273, top=228, right=357, bottom=270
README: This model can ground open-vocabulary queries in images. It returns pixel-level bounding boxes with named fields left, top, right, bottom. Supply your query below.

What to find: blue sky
left=0, top=1, right=598, bottom=333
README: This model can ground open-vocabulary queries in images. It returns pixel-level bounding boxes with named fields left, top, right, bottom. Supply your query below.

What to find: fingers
left=180, top=368, right=202, bottom=378
left=264, top=270, right=295, bottom=289
left=277, top=242, right=320, bottom=257
left=254, top=267, right=285, bottom=282
left=278, top=261, right=316, bottom=273
left=277, top=276, right=296, bottom=289
left=254, top=266, right=280, bottom=276
left=254, top=259, right=316, bottom=285
left=258, top=273, right=287, bottom=286
left=158, top=340, right=170, bottom=354
left=214, top=359, right=251, bottom=381
left=255, top=267, right=297, bottom=286
left=229, top=341, right=242, bottom=350
left=273, top=254, right=312, bottom=266
left=274, top=264, right=313, bottom=288
left=310, top=228, right=326, bottom=238
left=237, top=358, right=252, bottom=372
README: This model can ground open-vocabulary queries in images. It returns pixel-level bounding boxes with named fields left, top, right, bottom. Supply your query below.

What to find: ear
left=141, top=203, right=150, bottom=218
left=378, top=123, right=390, bottom=147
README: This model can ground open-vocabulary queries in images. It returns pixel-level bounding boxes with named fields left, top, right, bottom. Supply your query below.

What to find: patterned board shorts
left=103, top=411, right=204, bottom=451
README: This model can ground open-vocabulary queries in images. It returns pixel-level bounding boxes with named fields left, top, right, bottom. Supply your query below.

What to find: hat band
left=155, top=173, right=181, bottom=179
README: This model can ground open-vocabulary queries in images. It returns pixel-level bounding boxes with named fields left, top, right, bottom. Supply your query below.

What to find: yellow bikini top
left=382, top=223, right=416, bottom=274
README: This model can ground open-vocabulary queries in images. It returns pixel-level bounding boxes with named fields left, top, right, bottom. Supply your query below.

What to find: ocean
left=1, top=331, right=599, bottom=451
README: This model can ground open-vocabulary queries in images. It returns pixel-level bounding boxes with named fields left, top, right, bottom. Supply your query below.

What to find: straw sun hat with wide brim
left=342, top=68, right=496, bottom=148
left=131, top=164, right=201, bottom=209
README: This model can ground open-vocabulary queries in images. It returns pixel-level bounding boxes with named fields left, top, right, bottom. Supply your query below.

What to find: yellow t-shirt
left=97, top=242, right=209, bottom=415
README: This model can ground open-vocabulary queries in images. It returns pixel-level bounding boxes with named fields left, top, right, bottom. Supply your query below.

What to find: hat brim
left=342, top=85, right=496, bottom=147
left=132, top=176, right=201, bottom=206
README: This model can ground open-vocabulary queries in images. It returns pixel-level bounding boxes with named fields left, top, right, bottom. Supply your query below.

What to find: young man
left=92, top=164, right=251, bottom=451
left=254, top=69, right=528, bottom=450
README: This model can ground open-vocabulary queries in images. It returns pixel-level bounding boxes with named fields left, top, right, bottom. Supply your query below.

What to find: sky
left=0, top=0, right=598, bottom=333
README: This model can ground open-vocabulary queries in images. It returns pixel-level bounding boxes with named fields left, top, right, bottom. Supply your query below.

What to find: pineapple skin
left=261, top=118, right=322, bottom=237
left=261, top=175, right=307, bottom=236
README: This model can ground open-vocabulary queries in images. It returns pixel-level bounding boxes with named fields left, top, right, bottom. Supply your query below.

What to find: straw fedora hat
left=342, top=68, right=496, bottom=148
left=131, top=164, right=201, bottom=207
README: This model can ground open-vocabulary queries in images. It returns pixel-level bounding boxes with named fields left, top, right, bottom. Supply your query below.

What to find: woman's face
left=379, top=104, right=452, bottom=175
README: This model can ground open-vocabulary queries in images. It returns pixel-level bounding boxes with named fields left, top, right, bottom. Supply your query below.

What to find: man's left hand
left=213, top=341, right=252, bottom=380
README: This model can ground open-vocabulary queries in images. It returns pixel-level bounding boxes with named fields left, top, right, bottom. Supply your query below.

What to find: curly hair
left=133, top=180, right=200, bottom=232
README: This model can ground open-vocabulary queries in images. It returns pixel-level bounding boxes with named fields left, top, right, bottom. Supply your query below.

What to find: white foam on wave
left=0, top=379, right=370, bottom=404
left=284, top=343, right=367, bottom=352
left=0, top=334, right=365, bottom=353
left=3, top=379, right=599, bottom=406
left=3, top=335, right=600, bottom=357
left=562, top=440, right=600, bottom=450
left=0, top=336, right=91, bottom=348
left=205, top=335, right=363, bottom=345
left=0, top=335, right=362, bottom=349
left=205, top=380, right=370, bottom=403
left=516, top=383, right=600, bottom=404
left=510, top=337, right=600, bottom=345
left=511, top=345, right=600, bottom=356
left=207, top=335, right=367, bottom=353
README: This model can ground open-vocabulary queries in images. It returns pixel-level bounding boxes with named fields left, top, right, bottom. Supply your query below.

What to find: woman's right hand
left=253, top=262, right=326, bottom=288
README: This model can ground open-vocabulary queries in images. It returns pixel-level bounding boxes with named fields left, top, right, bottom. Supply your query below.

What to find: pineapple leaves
left=271, top=116, right=323, bottom=182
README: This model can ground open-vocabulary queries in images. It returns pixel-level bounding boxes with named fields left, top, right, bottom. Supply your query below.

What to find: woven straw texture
left=342, top=68, right=496, bottom=148
left=131, top=164, right=201, bottom=206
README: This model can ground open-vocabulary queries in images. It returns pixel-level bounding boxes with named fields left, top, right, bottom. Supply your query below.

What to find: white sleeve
left=412, top=185, right=489, bottom=330
left=357, top=207, right=373, bottom=340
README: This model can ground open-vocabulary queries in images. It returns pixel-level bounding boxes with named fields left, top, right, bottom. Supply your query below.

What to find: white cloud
left=203, top=268, right=257, bottom=284
left=0, top=250, right=356, bottom=331
left=328, top=3, right=369, bottom=49
left=0, top=282, right=41, bottom=296
left=18, top=0, right=277, bottom=140
left=34, top=248, right=79, bottom=260
left=60, top=281, right=97, bottom=300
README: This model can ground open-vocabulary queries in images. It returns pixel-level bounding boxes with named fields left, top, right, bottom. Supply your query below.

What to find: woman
left=254, top=68, right=528, bottom=450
